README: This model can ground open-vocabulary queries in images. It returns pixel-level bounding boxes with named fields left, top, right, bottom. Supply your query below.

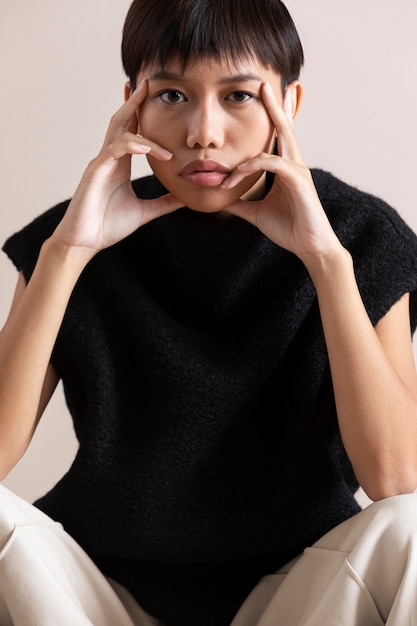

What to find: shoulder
left=311, top=168, right=416, bottom=247
left=311, top=169, right=417, bottom=329
left=2, top=175, right=164, bottom=281
left=2, top=200, right=70, bottom=281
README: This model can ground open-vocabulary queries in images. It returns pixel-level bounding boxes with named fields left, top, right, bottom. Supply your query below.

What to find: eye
left=226, top=91, right=254, bottom=103
left=158, top=90, right=187, bottom=104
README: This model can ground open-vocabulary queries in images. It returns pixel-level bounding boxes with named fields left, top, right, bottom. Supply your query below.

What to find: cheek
left=140, top=111, right=181, bottom=154
left=239, top=109, right=276, bottom=155
left=145, top=156, right=173, bottom=188
left=139, top=103, right=164, bottom=139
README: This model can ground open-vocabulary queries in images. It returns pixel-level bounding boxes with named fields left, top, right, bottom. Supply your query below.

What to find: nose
left=186, top=100, right=225, bottom=149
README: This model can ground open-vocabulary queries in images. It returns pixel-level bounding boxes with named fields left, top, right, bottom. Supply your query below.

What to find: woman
left=1, top=1, right=417, bottom=624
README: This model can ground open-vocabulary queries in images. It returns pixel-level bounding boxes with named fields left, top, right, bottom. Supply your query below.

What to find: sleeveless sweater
left=4, top=169, right=417, bottom=626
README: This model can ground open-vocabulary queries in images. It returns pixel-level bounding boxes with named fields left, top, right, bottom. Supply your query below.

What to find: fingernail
left=131, top=80, right=146, bottom=94
left=138, top=144, right=151, bottom=153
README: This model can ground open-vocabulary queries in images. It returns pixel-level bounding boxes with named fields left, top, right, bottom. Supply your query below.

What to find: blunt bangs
left=122, top=0, right=304, bottom=90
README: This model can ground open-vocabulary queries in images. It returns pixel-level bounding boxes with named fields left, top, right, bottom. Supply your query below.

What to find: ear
left=285, top=81, right=303, bottom=121
left=124, top=81, right=131, bottom=102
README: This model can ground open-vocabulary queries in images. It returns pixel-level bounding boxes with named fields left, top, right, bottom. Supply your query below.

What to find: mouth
left=180, top=160, right=231, bottom=187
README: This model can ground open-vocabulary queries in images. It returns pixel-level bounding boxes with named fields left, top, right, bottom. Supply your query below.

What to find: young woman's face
left=136, top=57, right=284, bottom=212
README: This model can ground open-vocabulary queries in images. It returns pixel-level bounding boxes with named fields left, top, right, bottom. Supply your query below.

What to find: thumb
left=140, top=193, right=184, bottom=223
left=223, top=199, right=259, bottom=228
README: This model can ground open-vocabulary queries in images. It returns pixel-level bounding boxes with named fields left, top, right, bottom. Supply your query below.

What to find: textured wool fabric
left=3, top=170, right=417, bottom=625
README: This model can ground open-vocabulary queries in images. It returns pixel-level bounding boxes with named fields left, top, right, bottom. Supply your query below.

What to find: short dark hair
left=122, top=0, right=304, bottom=92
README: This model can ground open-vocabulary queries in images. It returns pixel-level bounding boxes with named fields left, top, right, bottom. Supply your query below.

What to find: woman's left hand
left=222, top=83, right=417, bottom=501
left=222, top=82, right=342, bottom=266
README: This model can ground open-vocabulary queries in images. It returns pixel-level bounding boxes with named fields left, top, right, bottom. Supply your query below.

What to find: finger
left=118, top=80, right=148, bottom=127
left=101, top=81, right=173, bottom=161
left=282, top=87, right=296, bottom=126
left=141, top=193, right=184, bottom=223
left=102, top=132, right=173, bottom=163
left=221, top=152, right=307, bottom=191
left=261, top=82, right=303, bottom=163
left=221, top=153, right=276, bottom=189
left=102, top=80, right=148, bottom=145
left=223, top=198, right=258, bottom=225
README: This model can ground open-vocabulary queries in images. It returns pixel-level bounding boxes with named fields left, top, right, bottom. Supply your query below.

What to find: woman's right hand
left=0, top=81, right=184, bottom=475
left=52, top=80, right=182, bottom=257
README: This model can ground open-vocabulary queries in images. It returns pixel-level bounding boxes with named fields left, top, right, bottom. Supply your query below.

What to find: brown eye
left=227, top=91, right=252, bottom=102
left=159, top=90, right=186, bottom=104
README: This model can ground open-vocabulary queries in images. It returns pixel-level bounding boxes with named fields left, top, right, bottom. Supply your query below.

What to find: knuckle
left=121, top=131, right=133, bottom=143
left=101, top=143, right=116, bottom=159
left=108, top=109, right=123, bottom=128
left=85, top=154, right=102, bottom=171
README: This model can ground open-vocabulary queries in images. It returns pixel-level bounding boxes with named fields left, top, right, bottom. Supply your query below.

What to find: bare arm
left=224, top=81, right=417, bottom=501
left=0, top=82, right=182, bottom=478
left=308, top=250, right=417, bottom=501
left=0, top=246, right=90, bottom=478
left=6, top=273, right=61, bottom=427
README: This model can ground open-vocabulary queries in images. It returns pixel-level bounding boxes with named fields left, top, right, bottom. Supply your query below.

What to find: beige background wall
left=1, top=1, right=416, bottom=502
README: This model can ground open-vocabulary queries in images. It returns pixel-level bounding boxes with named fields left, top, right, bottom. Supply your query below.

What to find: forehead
left=140, top=54, right=281, bottom=82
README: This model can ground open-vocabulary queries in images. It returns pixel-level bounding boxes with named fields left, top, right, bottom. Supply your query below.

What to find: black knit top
left=4, top=169, right=417, bottom=626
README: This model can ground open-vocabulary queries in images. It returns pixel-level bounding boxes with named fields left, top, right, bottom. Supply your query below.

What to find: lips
left=180, top=160, right=231, bottom=187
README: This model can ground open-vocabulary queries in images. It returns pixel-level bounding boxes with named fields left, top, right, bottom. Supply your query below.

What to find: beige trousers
left=0, top=485, right=416, bottom=626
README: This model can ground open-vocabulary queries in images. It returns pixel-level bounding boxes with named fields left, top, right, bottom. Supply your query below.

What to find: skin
left=0, top=55, right=417, bottom=501
left=134, top=58, right=294, bottom=213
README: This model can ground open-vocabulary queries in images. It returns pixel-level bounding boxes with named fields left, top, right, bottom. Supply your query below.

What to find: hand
left=53, top=81, right=183, bottom=256
left=222, top=82, right=342, bottom=265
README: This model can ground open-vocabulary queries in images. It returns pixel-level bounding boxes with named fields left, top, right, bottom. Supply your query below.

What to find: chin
left=171, top=183, right=254, bottom=214
left=185, top=200, right=232, bottom=214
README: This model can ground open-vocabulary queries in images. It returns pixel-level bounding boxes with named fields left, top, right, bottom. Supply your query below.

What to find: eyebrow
left=148, top=71, right=264, bottom=84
